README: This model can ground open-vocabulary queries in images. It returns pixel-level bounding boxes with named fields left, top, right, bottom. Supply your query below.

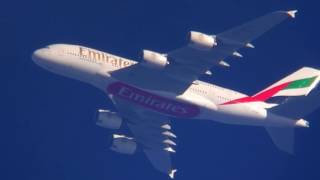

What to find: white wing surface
left=110, top=96, right=178, bottom=178
left=111, top=10, right=296, bottom=94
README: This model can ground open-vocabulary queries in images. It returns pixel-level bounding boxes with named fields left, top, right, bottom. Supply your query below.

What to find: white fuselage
left=32, top=44, right=300, bottom=128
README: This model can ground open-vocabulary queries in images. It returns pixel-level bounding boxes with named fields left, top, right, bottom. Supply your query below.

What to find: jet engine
left=95, top=109, right=122, bottom=130
left=189, top=31, right=217, bottom=48
left=142, top=49, right=168, bottom=69
left=110, top=134, right=137, bottom=155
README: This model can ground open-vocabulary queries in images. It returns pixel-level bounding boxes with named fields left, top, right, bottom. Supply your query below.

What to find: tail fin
left=222, top=67, right=320, bottom=106
left=256, top=67, right=320, bottom=105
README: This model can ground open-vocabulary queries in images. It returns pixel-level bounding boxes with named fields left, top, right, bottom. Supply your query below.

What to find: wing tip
left=169, top=169, right=177, bottom=179
left=287, top=10, right=298, bottom=18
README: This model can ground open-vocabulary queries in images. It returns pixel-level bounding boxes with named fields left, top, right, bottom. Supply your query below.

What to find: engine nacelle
left=189, top=31, right=217, bottom=48
left=110, top=134, right=137, bottom=155
left=142, top=49, right=168, bottom=69
left=95, top=109, right=122, bottom=130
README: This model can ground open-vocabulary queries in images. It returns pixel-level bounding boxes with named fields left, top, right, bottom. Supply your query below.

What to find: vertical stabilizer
left=256, top=67, right=320, bottom=105
left=222, top=67, right=320, bottom=106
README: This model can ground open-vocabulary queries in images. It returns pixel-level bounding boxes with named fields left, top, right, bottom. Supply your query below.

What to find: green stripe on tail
left=284, top=76, right=317, bottom=90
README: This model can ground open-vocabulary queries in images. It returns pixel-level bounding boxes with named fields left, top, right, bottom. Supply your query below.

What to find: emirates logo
left=107, top=82, right=200, bottom=118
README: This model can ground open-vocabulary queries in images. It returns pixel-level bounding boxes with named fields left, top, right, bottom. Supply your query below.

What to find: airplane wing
left=110, top=96, right=178, bottom=178
left=111, top=10, right=297, bottom=94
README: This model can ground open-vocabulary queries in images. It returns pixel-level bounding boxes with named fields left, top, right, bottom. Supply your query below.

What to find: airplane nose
left=32, top=48, right=52, bottom=66
left=32, top=48, right=45, bottom=64
left=32, top=46, right=66, bottom=71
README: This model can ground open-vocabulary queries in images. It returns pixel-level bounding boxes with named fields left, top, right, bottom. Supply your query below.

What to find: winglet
left=287, top=10, right=298, bottom=18
left=169, top=169, right=177, bottom=179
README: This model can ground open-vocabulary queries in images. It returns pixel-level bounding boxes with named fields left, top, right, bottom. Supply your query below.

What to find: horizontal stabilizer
left=265, top=127, right=294, bottom=154
left=270, top=88, right=320, bottom=119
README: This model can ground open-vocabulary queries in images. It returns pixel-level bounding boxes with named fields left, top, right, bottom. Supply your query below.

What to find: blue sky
left=3, top=0, right=320, bottom=179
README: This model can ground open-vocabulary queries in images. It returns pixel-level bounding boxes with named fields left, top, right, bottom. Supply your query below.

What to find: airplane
left=32, top=10, right=320, bottom=179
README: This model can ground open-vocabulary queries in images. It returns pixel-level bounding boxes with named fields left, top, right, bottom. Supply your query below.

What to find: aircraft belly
left=197, top=104, right=297, bottom=128
left=193, top=103, right=268, bottom=126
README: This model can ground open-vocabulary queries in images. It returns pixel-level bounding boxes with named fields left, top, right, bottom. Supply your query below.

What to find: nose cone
left=32, top=48, right=46, bottom=64
left=32, top=48, right=55, bottom=68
